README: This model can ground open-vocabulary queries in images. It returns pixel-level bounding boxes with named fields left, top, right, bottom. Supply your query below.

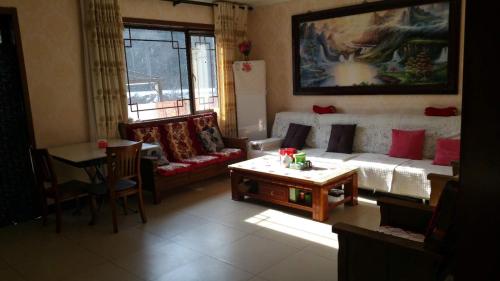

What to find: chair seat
left=46, top=180, right=90, bottom=199
left=88, top=179, right=137, bottom=195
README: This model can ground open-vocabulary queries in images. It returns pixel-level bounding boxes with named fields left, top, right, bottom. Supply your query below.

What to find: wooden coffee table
left=229, top=156, right=358, bottom=221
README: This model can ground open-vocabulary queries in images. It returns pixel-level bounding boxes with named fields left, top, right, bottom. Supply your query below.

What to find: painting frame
left=292, top=0, right=461, bottom=95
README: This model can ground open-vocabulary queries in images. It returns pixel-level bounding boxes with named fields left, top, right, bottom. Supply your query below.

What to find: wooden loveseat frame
left=119, top=113, right=248, bottom=204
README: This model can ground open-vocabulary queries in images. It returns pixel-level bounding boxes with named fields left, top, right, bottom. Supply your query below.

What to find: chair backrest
left=29, top=148, right=58, bottom=196
left=106, top=142, right=142, bottom=188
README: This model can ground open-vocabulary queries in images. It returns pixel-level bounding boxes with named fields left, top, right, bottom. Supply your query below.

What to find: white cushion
left=346, top=153, right=410, bottom=193
left=316, top=152, right=360, bottom=165
left=392, top=160, right=453, bottom=199
left=317, top=114, right=399, bottom=154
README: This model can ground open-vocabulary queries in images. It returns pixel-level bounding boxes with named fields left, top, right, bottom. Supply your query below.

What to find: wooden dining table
left=49, top=139, right=159, bottom=183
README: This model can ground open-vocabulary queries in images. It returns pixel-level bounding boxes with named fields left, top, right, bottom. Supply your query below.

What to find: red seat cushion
left=209, top=148, right=243, bottom=161
left=180, top=155, right=222, bottom=168
left=388, top=129, right=426, bottom=160
left=157, top=163, right=193, bottom=176
left=433, top=138, right=460, bottom=166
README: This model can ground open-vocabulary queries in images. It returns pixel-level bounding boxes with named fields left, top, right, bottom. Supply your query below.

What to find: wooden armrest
left=141, top=156, right=159, bottom=170
left=427, top=173, right=457, bottom=181
left=427, top=174, right=458, bottom=206
left=333, top=223, right=443, bottom=261
left=223, top=137, right=249, bottom=151
left=378, top=197, right=434, bottom=234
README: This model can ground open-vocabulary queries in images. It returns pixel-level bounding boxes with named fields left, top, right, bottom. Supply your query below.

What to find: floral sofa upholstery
left=249, top=112, right=461, bottom=200
left=119, top=112, right=248, bottom=203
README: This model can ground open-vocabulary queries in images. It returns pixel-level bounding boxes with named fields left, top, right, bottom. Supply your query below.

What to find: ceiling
left=193, top=0, right=291, bottom=7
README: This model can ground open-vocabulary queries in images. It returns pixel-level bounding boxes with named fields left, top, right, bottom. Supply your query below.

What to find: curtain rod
left=162, top=0, right=253, bottom=11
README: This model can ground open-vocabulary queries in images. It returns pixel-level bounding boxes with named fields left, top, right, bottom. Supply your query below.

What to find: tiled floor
left=0, top=176, right=380, bottom=281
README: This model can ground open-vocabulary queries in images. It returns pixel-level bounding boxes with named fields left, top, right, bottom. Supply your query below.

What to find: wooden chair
left=88, top=142, right=147, bottom=233
left=333, top=180, right=459, bottom=281
left=30, top=148, right=91, bottom=233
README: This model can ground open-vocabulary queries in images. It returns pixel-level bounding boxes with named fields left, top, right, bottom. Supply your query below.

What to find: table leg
left=312, top=187, right=329, bottom=221
left=344, top=173, right=358, bottom=206
left=231, top=170, right=244, bottom=201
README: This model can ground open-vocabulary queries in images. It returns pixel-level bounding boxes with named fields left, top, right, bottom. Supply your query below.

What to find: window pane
left=190, top=35, right=219, bottom=112
left=124, top=27, right=191, bottom=120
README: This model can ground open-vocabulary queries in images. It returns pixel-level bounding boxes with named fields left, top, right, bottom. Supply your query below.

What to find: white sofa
left=248, top=112, right=461, bottom=200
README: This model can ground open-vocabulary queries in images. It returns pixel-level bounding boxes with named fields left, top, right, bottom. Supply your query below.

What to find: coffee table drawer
left=259, top=184, right=288, bottom=201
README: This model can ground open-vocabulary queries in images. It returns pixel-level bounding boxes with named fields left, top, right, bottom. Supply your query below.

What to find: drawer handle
left=270, top=191, right=274, bottom=196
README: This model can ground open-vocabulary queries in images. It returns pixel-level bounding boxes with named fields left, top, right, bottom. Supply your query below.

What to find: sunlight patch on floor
left=245, top=209, right=339, bottom=248
left=358, top=196, right=377, bottom=205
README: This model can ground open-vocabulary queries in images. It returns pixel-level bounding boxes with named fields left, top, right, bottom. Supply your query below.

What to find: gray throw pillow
left=199, top=127, right=225, bottom=152
left=144, top=145, right=169, bottom=165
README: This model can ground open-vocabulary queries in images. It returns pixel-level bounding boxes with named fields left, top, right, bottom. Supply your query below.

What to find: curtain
left=80, top=0, right=128, bottom=140
left=214, top=2, right=248, bottom=137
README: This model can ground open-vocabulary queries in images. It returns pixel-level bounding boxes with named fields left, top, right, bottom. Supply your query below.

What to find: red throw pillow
left=313, top=105, right=336, bottom=114
left=425, top=107, right=458, bottom=117
left=433, top=138, right=460, bottom=166
left=388, top=129, right=426, bottom=160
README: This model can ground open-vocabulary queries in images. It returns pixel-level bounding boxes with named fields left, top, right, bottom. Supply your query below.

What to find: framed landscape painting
left=292, top=0, right=461, bottom=95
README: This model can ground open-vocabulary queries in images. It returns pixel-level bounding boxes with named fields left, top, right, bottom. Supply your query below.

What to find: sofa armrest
left=378, top=197, right=434, bottom=234
left=140, top=156, right=160, bottom=203
left=223, top=137, right=248, bottom=152
left=141, top=156, right=159, bottom=170
left=333, top=223, right=443, bottom=281
left=249, top=137, right=283, bottom=151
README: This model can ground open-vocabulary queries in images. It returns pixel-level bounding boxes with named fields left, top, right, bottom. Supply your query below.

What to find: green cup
left=293, top=152, right=306, bottom=164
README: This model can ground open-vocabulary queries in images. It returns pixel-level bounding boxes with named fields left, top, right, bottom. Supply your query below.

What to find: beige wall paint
left=0, top=0, right=88, bottom=148
left=0, top=0, right=212, bottom=148
left=0, top=0, right=212, bottom=180
left=247, top=0, right=465, bottom=130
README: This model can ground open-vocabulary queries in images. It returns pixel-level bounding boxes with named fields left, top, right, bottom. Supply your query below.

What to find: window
left=123, top=25, right=218, bottom=121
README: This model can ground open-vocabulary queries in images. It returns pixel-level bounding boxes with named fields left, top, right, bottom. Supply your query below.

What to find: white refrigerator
left=233, top=60, right=267, bottom=140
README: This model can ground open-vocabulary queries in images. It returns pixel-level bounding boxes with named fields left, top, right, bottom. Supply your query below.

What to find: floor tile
left=259, top=250, right=338, bottom=281
left=210, top=235, right=299, bottom=274
left=0, top=175, right=381, bottom=281
left=0, top=267, right=26, bottom=281
left=154, top=255, right=253, bottom=281
left=7, top=239, right=107, bottom=281
left=136, top=210, right=208, bottom=240
left=171, top=222, right=249, bottom=254
left=214, top=206, right=269, bottom=234
left=0, top=257, right=9, bottom=269
left=302, top=243, right=339, bottom=261
left=247, top=277, right=268, bottom=281
left=75, top=227, right=166, bottom=260
left=253, top=228, right=312, bottom=250
left=64, top=262, right=142, bottom=281
left=113, top=241, right=203, bottom=281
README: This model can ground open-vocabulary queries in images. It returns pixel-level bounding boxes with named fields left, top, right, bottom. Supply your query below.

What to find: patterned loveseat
left=119, top=112, right=248, bottom=203
left=249, top=112, right=461, bottom=200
